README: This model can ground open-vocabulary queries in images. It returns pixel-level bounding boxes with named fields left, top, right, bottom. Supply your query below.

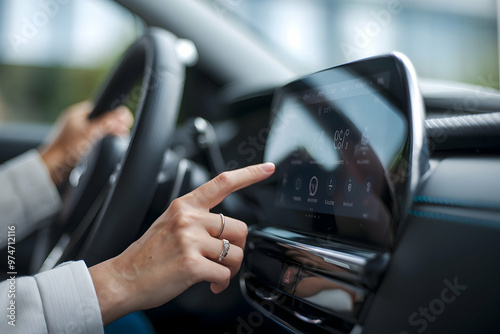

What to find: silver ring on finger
left=216, top=213, right=225, bottom=238
left=218, top=239, right=230, bottom=262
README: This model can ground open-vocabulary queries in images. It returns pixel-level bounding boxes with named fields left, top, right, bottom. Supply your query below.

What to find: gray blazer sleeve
left=0, top=152, right=103, bottom=332
left=0, top=260, right=104, bottom=333
left=0, top=150, right=62, bottom=249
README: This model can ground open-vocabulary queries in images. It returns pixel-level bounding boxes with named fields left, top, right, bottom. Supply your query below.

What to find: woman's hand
left=89, top=162, right=275, bottom=325
left=39, top=101, right=133, bottom=185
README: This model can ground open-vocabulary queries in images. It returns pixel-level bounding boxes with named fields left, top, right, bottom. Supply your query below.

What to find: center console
left=241, top=53, right=428, bottom=333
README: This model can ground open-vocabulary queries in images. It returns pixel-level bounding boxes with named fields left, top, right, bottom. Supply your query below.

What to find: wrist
left=89, top=257, right=136, bottom=326
left=39, top=145, right=70, bottom=185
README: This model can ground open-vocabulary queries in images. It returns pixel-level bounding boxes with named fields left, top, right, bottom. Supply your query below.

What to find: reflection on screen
left=265, top=71, right=408, bottom=221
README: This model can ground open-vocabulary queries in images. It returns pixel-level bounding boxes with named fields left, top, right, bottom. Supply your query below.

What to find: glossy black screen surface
left=261, top=55, right=413, bottom=248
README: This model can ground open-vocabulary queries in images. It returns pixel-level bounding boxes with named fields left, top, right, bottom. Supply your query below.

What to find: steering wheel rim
left=63, top=28, right=185, bottom=266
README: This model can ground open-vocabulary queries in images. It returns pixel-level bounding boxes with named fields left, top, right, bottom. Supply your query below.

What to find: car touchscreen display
left=263, top=55, right=415, bottom=246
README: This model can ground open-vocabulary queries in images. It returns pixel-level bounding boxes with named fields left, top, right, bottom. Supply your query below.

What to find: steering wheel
left=40, top=28, right=185, bottom=269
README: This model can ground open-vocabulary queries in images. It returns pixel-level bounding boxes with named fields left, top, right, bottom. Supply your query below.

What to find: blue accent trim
left=408, top=209, right=498, bottom=226
left=413, top=196, right=500, bottom=211
left=104, top=311, right=155, bottom=334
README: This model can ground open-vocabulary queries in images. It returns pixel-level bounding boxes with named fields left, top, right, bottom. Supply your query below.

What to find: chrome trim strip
left=255, top=289, right=281, bottom=301
left=392, top=52, right=429, bottom=221
left=250, top=228, right=379, bottom=280
left=293, top=311, right=323, bottom=325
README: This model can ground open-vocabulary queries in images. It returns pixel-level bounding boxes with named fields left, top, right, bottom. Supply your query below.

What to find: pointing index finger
left=186, top=162, right=275, bottom=210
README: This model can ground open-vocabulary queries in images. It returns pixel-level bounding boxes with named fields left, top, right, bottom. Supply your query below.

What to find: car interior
left=1, top=0, right=499, bottom=333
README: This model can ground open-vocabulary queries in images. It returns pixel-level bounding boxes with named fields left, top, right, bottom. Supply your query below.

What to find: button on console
left=279, top=263, right=300, bottom=295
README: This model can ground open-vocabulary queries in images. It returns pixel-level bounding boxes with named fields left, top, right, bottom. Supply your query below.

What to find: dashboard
left=2, top=2, right=500, bottom=333
left=1, top=33, right=499, bottom=332
left=237, top=53, right=500, bottom=334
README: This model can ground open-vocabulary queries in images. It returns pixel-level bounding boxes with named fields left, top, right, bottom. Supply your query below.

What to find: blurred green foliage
left=0, top=64, right=110, bottom=123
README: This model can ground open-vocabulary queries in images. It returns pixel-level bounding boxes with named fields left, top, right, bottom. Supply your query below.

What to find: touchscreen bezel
left=262, top=53, right=428, bottom=250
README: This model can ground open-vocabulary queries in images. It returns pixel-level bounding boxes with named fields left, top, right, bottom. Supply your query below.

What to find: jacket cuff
left=34, top=260, right=104, bottom=333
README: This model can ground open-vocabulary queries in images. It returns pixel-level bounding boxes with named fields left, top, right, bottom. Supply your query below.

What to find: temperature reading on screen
left=334, top=129, right=350, bottom=150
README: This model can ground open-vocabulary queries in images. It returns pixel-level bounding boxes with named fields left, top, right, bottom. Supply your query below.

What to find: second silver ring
left=219, top=239, right=230, bottom=261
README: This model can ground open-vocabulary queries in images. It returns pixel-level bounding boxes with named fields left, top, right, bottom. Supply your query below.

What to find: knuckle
left=214, top=171, right=233, bottom=189
left=181, top=250, right=198, bottom=266
left=172, top=210, right=196, bottom=231
left=179, top=252, right=201, bottom=276
left=168, top=198, right=185, bottom=213
left=176, top=228, right=196, bottom=248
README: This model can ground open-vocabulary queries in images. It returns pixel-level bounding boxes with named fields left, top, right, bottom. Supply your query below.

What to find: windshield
left=208, top=0, right=498, bottom=88
left=0, top=0, right=143, bottom=123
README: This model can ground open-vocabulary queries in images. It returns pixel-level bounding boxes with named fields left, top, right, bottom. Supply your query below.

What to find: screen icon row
left=290, top=175, right=374, bottom=197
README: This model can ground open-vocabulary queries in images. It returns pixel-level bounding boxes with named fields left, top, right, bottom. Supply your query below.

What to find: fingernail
left=260, top=162, right=275, bottom=173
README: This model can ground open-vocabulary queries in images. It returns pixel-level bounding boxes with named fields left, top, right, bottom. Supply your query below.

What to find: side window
left=0, top=0, right=144, bottom=123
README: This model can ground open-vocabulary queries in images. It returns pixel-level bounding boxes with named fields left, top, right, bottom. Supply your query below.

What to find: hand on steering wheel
left=89, top=162, right=275, bottom=325
left=39, top=101, right=133, bottom=185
